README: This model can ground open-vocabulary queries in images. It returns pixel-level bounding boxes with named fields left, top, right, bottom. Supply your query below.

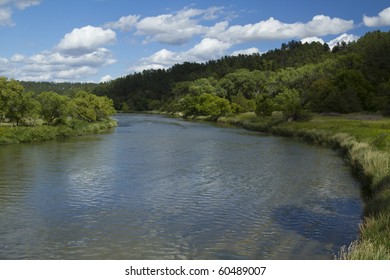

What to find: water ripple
left=0, top=114, right=363, bottom=259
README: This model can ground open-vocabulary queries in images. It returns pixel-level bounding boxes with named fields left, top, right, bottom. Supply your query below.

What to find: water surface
left=0, top=114, right=363, bottom=259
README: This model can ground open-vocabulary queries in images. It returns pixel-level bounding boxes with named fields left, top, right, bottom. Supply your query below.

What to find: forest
left=87, top=30, right=390, bottom=120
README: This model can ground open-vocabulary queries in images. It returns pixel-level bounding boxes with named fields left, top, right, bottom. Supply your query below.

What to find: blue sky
left=1, top=0, right=390, bottom=82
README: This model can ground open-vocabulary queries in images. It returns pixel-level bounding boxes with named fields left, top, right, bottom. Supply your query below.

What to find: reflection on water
left=0, top=114, right=363, bottom=259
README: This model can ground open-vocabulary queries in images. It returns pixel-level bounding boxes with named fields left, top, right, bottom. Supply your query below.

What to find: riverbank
left=0, top=119, right=117, bottom=145
left=215, top=112, right=390, bottom=259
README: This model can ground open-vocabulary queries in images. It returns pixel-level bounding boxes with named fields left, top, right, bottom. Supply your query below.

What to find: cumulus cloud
left=206, top=15, right=354, bottom=44
left=231, top=47, right=261, bottom=56
left=131, top=38, right=231, bottom=72
left=104, top=14, right=140, bottom=31
left=57, top=25, right=117, bottom=55
left=327, top=33, right=360, bottom=50
left=3, top=48, right=116, bottom=81
left=10, top=53, right=25, bottom=62
left=0, top=0, right=40, bottom=9
left=301, top=37, right=325, bottom=44
left=0, top=7, right=12, bottom=25
left=100, top=75, right=113, bottom=83
left=0, top=0, right=40, bottom=25
left=363, top=7, right=390, bottom=27
left=135, top=7, right=222, bottom=45
left=188, top=38, right=231, bottom=60
left=2, top=25, right=117, bottom=81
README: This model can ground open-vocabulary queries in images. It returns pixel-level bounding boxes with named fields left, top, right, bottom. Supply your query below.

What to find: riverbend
left=0, top=114, right=363, bottom=259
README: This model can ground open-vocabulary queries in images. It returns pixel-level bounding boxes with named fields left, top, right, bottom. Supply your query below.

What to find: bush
left=178, top=93, right=231, bottom=118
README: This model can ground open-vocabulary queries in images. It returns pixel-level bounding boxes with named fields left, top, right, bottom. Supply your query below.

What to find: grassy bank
left=218, top=112, right=390, bottom=259
left=0, top=118, right=117, bottom=145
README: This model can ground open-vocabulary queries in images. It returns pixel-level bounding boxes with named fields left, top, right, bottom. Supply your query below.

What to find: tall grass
left=220, top=113, right=390, bottom=259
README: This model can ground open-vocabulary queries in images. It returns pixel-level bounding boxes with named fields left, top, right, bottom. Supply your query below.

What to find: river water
left=0, top=114, right=363, bottom=259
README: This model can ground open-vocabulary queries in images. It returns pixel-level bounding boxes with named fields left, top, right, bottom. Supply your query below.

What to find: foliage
left=37, top=91, right=70, bottom=125
left=178, top=93, right=231, bottom=118
left=255, top=94, right=274, bottom=117
left=21, top=81, right=98, bottom=96
left=68, top=91, right=115, bottom=122
left=0, top=77, right=116, bottom=126
left=87, top=30, right=390, bottom=119
left=0, top=77, right=39, bottom=125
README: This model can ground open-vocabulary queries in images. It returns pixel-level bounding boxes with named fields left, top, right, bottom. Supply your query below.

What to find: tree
left=333, top=69, right=374, bottom=111
left=37, top=91, right=70, bottom=125
left=69, top=91, right=115, bottom=122
left=189, top=78, right=217, bottom=96
left=220, top=69, right=259, bottom=99
left=274, top=89, right=310, bottom=121
left=0, top=78, right=39, bottom=125
left=255, top=94, right=275, bottom=117
left=376, top=80, right=390, bottom=116
left=178, top=93, right=231, bottom=118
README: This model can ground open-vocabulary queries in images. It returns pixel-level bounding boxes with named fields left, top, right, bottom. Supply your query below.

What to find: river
left=0, top=114, right=363, bottom=259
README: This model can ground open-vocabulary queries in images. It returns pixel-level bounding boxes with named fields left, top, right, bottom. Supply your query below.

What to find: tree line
left=0, top=77, right=115, bottom=126
left=88, top=30, right=390, bottom=120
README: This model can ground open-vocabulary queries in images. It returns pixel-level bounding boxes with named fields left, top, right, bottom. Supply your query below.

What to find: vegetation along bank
left=0, top=77, right=117, bottom=144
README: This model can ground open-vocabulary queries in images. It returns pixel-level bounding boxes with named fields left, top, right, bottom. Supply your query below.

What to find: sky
left=1, top=0, right=390, bottom=83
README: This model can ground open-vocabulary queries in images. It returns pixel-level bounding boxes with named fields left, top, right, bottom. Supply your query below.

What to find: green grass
left=219, top=112, right=390, bottom=259
left=0, top=118, right=117, bottom=145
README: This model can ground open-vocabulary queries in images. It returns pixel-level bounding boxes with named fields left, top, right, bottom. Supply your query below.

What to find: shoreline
left=157, top=111, right=390, bottom=259
left=0, top=118, right=117, bottom=145
left=221, top=113, right=390, bottom=259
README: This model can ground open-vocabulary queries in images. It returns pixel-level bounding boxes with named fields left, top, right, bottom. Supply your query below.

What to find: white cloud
left=10, top=53, right=25, bottom=62
left=99, top=75, right=113, bottom=83
left=327, top=33, right=360, bottom=50
left=0, top=0, right=40, bottom=26
left=363, top=7, right=390, bottom=27
left=104, top=14, right=140, bottom=31
left=187, top=38, right=231, bottom=60
left=0, top=0, right=40, bottom=9
left=57, top=25, right=117, bottom=55
left=135, top=7, right=222, bottom=45
left=207, top=15, right=354, bottom=44
left=0, top=57, right=10, bottom=75
left=2, top=26, right=117, bottom=81
left=301, top=37, right=325, bottom=44
left=0, top=7, right=12, bottom=25
left=56, top=66, right=97, bottom=80
left=131, top=38, right=231, bottom=72
left=231, top=47, right=260, bottom=56
left=4, top=48, right=116, bottom=81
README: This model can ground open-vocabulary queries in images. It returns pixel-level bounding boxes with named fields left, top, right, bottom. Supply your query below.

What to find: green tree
left=255, top=94, right=275, bottom=117
left=69, top=91, right=115, bottom=122
left=0, top=78, right=39, bottom=125
left=188, top=78, right=217, bottom=96
left=220, top=69, right=260, bottom=99
left=178, top=93, right=231, bottom=118
left=37, top=91, right=70, bottom=125
left=178, top=95, right=198, bottom=116
left=195, top=93, right=231, bottom=117
left=274, top=89, right=310, bottom=121
left=376, top=80, right=390, bottom=115
left=231, top=92, right=255, bottom=112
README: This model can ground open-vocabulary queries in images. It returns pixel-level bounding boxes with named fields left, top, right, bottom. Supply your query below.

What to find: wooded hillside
left=22, top=30, right=390, bottom=119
